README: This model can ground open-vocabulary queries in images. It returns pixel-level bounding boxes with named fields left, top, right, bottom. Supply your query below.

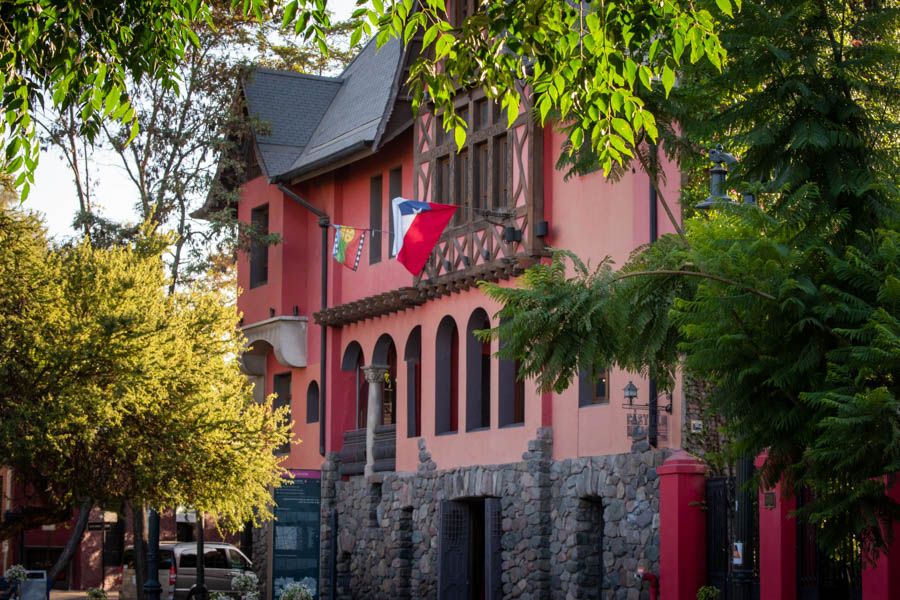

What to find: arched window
left=466, top=309, right=491, bottom=431
left=435, top=316, right=459, bottom=434
left=373, top=334, right=398, bottom=425
left=405, top=326, right=422, bottom=437
left=306, top=381, right=319, bottom=423
left=341, top=341, right=367, bottom=430
left=498, top=320, right=524, bottom=427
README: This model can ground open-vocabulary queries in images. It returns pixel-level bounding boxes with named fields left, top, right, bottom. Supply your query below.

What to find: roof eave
left=274, top=140, right=374, bottom=185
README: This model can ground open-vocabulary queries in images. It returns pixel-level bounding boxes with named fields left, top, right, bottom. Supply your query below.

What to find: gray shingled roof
left=242, top=69, right=342, bottom=178
left=280, top=37, right=404, bottom=179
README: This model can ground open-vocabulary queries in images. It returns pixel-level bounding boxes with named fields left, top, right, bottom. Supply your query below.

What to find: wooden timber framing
left=313, top=255, right=539, bottom=328
left=313, top=87, right=547, bottom=329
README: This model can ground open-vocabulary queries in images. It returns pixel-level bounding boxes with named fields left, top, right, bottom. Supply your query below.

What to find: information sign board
left=271, top=470, right=321, bottom=600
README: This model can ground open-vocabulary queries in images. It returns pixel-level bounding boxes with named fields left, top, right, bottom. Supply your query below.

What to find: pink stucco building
left=216, top=25, right=688, bottom=599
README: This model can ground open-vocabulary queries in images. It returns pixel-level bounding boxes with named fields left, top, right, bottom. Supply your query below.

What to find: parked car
left=120, top=542, right=252, bottom=600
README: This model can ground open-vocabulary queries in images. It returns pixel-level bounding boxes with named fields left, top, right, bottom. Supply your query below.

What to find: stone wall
left=319, top=428, right=670, bottom=600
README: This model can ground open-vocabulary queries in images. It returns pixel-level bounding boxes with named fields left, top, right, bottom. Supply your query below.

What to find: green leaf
left=454, top=123, right=466, bottom=150
left=282, top=1, right=298, bottom=28
left=610, top=118, right=634, bottom=147
left=422, top=24, right=438, bottom=48
left=715, top=0, right=733, bottom=18
left=661, top=65, right=675, bottom=97
left=570, top=127, right=584, bottom=151
left=538, top=95, right=551, bottom=124
left=638, top=66, right=652, bottom=92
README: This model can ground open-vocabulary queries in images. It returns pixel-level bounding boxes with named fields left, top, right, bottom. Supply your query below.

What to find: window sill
left=435, top=430, right=458, bottom=436
left=578, top=402, right=611, bottom=409
left=499, top=422, right=525, bottom=430
left=465, top=426, right=491, bottom=433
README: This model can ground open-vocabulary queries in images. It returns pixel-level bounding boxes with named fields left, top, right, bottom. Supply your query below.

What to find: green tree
left=479, top=0, right=900, bottom=559
left=0, top=202, right=291, bottom=547
left=0, top=0, right=319, bottom=200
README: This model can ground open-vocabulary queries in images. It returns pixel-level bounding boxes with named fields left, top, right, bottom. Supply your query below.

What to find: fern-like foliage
left=483, top=0, right=900, bottom=560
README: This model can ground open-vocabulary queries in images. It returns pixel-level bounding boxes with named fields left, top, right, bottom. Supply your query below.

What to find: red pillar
left=755, top=451, right=796, bottom=600
left=659, top=450, right=708, bottom=600
left=863, top=479, right=900, bottom=599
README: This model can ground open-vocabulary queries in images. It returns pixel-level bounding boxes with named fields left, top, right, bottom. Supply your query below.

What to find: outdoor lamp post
left=696, top=145, right=756, bottom=600
left=696, top=145, right=757, bottom=210
left=144, top=509, right=162, bottom=600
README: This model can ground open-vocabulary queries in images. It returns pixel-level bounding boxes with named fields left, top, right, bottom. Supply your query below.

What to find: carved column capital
left=361, top=364, right=389, bottom=384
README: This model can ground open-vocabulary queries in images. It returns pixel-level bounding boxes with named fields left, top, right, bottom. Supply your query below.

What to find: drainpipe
left=277, top=184, right=329, bottom=456
left=648, top=151, right=659, bottom=448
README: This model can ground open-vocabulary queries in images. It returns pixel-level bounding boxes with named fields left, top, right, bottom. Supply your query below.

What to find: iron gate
left=706, top=476, right=759, bottom=600
left=797, top=487, right=862, bottom=600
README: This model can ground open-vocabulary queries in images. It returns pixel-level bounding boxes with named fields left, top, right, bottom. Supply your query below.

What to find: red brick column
left=755, top=451, right=796, bottom=600
left=863, top=479, right=900, bottom=599
left=659, top=450, right=708, bottom=600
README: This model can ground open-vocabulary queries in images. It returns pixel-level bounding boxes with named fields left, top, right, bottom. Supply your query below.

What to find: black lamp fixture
left=269, top=307, right=276, bottom=318
left=622, top=380, right=673, bottom=414
left=503, top=226, right=522, bottom=242
left=623, top=381, right=638, bottom=407
left=292, top=305, right=299, bottom=316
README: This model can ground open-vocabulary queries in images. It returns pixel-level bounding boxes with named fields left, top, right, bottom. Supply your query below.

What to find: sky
left=24, top=0, right=358, bottom=241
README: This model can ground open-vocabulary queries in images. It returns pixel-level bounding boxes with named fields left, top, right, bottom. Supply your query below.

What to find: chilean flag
left=392, top=198, right=457, bottom=276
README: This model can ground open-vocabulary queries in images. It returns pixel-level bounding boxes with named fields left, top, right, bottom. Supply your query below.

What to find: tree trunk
left=47, top=498, right=93, bottom=584
left=132, top=503, right=148, bottom=600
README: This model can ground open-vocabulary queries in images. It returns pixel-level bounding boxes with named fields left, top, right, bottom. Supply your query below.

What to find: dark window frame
left=273, top=371, right=292, bottom=454
left=465, top=309, right=491, bottom=431
left=389, top=166, right=402, bottom=256
left=435, top=316, right=459, bottom=435
left=249, top=205, right=269, bottom=289
left=370, top=174, right=383, bottom=264
left=306, top=380, right=319, bottom=423
left=578, top=367, right=610, bottom=407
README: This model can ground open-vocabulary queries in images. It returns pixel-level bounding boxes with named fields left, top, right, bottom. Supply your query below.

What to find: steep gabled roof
left=276, top=36, right=405, bottom=181
left=241, top=69, right=342, bottom=179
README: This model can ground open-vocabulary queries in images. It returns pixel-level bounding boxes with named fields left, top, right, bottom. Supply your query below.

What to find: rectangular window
left=455, top=149, right=469, bottom=225
left=273, top=372, right=292, bottom=454
left=249, top=205, right=269, bottom=289
left=370, top=175, right=383, bottom=264
left=437, top=156, right=451, bottom=205
left=493, top=134, right=509, bottom=210
left=474, top=143, right=489, bottom=214
left=389, top=166, right=402, bottom=256
left=578, top=368, right=610, bottom=406
left=475, top=98, right=489, bottom=130
left=435, top=117, right=446, bottom=147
